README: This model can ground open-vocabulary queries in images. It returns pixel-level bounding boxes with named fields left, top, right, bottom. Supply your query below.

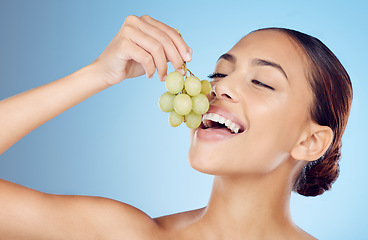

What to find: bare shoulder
left=0, top=179, right=163, bottom=239
left=49, top=194, right=165, bottom=239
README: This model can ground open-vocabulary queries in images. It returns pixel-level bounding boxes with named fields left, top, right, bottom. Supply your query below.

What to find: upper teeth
left=202, top=113, right=241, bottom=134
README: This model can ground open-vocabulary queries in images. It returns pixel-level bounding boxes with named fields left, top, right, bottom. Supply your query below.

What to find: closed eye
left=251, top=79, right=275, bottom=91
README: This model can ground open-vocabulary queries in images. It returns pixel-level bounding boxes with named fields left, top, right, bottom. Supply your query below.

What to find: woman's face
left=188, top=30, right=313, bottom=176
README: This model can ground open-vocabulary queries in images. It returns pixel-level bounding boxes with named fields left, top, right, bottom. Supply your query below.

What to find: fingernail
left=163, top=75, right=167, bottom=81
left=189, top=47, right=193, bottom=55
left=177, top=68, right=185, bottom=75
left=185, top=52, right=192, bottom=62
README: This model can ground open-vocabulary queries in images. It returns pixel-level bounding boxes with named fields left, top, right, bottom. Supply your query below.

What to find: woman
left=0, top=15, right=352, bottom=239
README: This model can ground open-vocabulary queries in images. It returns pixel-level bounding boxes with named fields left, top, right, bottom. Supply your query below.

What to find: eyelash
left=251, top=79, right=275, bottom=91
left=208, top=72, right=275, bottom=91
left=207, top=72, right=227, bottom=79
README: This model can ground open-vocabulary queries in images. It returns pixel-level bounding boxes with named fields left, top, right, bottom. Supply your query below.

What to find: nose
left=210, top=78, right=239, bottom=103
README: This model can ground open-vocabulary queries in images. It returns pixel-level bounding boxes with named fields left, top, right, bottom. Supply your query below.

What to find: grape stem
left=179, top=62, right=195, bottom=78
left=175, top=28, right=196, bottom=78
left=186, top=67, right=195, bottom=77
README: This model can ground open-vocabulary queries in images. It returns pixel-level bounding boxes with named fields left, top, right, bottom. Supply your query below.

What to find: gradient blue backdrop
left=0, top=0, right=367, bottom=239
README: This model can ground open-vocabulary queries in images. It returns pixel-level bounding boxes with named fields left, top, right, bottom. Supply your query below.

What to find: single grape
left=165, top=71, right=184, bottom=94
left=169, top=111, right=184, bottom=127
left=185, top=111, right=202, bottom=129
left=184, top=76, right=201, bottom=97
left=158, top=92, right=175, bottom=113
left=201, top=80, right=212, bottom=95
left=173, top=93, right=192, bottom=115
left=192, top=93, right=210, bottom=115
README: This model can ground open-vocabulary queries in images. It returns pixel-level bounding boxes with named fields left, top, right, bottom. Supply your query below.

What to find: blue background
left=0, top=0, right=367, bottom=239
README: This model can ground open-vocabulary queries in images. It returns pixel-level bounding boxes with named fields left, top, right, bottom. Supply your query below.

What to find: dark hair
left=256, top=28, right=353, bottom=196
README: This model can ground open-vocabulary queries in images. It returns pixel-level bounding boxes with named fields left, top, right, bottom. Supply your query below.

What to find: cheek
left=231, top=98, right=303, bottom=168
left=254, top=98, right=309, bottom=154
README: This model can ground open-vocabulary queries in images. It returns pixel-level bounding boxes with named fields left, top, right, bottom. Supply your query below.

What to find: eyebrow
left=217, top=53, right=235, bottom=63
left=252, top=58, right=289, bottom=81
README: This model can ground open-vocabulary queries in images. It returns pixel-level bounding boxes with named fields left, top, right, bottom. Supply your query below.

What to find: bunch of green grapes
left=158, top=68, right=211, bottom=129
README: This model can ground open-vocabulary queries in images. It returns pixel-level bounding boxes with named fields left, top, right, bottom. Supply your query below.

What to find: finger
left=176, top=68, right=185, bottom=75
left=128, top=29, right=168, bottom=81
left=137, top=21, right=185, bottom=70
left=137, top=18, right=185, bottom=70
left=140, top=15, right=192, bottom=63
left=124, top=40, right=156, bottom=78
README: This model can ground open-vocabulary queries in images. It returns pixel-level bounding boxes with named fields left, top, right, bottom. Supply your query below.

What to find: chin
left=188, top=145, right=213, bottom=175
left=188, top=138, right=223, bottom=175
left=188, top=133, right=242, bottom=176
left=188, top=128, right=238, bottom=175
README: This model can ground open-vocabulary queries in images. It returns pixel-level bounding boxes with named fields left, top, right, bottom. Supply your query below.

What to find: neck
left=194, top=158, right=301, bottom=239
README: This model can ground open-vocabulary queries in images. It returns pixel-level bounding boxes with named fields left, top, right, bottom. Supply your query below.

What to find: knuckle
left=119, top=38, right=128, bottom=47
left=152, top=43, right=163, bottom=53
left=125, top=15, right=139, bottom=24
left=121, top=25, right=134, bottom=36
left=140, top=15, right=151, bottom=21
left=119, top=38, right=131, bottom=50
left=158, top=34, right=171, bottom=45
left=168, top=26, right=179, bottom=36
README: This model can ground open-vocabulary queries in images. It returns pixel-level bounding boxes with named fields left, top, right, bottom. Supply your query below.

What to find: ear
left=291, top=123, right=333, bottom=162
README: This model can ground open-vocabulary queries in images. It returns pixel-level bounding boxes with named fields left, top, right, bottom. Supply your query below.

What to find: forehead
left=224, top=30, right=309, bottom=81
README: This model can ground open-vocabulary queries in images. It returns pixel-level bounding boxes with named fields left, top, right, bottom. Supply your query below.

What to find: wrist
left=85, top=62, right=117, bottom=89
left=88, top=59, right=125, bottom=87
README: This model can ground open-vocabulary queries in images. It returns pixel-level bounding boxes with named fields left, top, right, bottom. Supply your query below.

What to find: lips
left=195, top=105, right=246, bottom=141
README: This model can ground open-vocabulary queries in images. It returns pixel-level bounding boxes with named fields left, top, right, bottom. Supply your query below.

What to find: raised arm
left=0, top=15, right=192, bottom=155
left=0, top=64, right=109, bottom=155
left=0, top=15, right=192, bottom=239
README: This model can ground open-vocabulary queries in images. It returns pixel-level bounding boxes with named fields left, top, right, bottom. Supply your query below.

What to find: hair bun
left=294, top=144, right=341, bottom=196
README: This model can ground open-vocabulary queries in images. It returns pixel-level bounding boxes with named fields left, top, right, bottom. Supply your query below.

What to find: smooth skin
left=0, top=15, right=331, bottom=239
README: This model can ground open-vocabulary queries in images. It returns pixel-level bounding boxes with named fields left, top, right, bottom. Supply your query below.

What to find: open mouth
left=200, top=112, right=245, bottom=134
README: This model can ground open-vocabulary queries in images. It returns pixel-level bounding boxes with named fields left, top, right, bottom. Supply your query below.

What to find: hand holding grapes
left=92, top=15, right=192, bottom=85
left=91, top=15, right=209, bottom=129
